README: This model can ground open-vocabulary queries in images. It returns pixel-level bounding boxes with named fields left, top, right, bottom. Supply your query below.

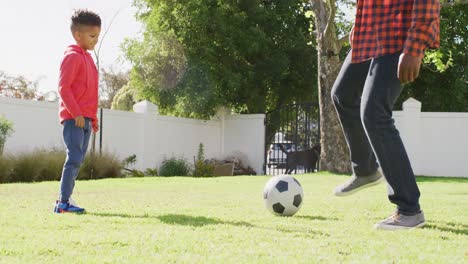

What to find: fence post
left=133, top=100, right=159, bottom=170
left=402, top=98, right=421, bottom=174
left=216, top=107, right=231, bottom=157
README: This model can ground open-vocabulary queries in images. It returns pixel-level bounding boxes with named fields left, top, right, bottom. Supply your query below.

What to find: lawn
left=0, top=173, right=466, bottom=263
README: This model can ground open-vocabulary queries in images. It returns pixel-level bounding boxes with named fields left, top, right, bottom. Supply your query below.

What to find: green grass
left=0, top=173, right=467, bottom=263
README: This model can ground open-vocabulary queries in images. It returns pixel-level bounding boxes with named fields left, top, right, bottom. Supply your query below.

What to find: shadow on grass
left=157, top=214, right=255, bottom=228
left=424, top=222, right=468, bottom=235
left=296, top=215, right=338, bottom=221
left=87, top=212, right=255, bottom=228
left=416, top=176, right=468, bottom=183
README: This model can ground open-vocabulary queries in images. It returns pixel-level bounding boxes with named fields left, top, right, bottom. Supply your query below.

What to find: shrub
left=0, top=154, right=14, bottom=183
left=0, top=149, right=122, bottom=183
left=0, top=116, right=14, bottom=155
left=144, top=167, right=158, bottom=176
left=159, top=157, right=191, bottom=176
left=192, top=143, right=214, bottom=177
left=79, top=153, right=123, bottom=180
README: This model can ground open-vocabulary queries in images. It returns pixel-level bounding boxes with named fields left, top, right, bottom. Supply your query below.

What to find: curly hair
left=71, top=9, right=101, bottom=31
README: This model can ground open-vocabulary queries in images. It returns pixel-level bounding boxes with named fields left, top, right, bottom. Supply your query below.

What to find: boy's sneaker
left=333, top=170, right=384, bottom=196
left=53, top=200, right=85, bottom=214
left=374, top=211, right=425, bottom=230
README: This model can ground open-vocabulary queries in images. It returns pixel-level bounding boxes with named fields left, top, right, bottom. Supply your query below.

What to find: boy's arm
left=58, top=53, right=83, bottom=118
left=402, top=0, right=440, bottom=58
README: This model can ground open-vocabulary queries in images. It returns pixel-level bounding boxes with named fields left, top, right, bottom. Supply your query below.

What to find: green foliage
left=79, top=153, right=124, bottom=180
left=144, top=167, right=158, bottom=176
left=396, top=5, right=468, bottom=112
left=0, top=149, right=123, bottom=183
left=100, top=67, right=130, bottom=108
left=0, top=115, right=14, bottom=154
left=159, top=157, right=192, bottom=176
left=125, top=0, right=318, bottom=118
left=111, top=84, right=138, bottom=111
left=193, top=143, right=214, bottom=177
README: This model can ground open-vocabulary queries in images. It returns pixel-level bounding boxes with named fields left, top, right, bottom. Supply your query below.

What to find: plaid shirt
left=351, top=0, right=440, bottom=63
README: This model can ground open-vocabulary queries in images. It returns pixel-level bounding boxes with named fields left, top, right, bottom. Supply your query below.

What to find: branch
left=94, top=8, right=122, bottom=71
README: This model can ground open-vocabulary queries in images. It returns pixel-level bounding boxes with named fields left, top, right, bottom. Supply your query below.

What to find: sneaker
left=53, top=201, right=85, bottom=214
left=333, top=170, right=384, bottom=196
left=374, top=211, right=425, bottom=230
left=68, top=197, right=79, bottom=207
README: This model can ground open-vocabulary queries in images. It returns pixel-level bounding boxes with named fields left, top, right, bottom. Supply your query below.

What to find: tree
left=111, top=84, right=138, bottom=111
left=125, top=0, right=318, bottom=119
left=397, top=3, right=468, bottom=112
left=0, top=71, right=47, bottom=101
left=307, top=0, right=351, bottom=173
left=0, top=115, right=14, bottom=155
left=100, top=67, right=129, bottom=108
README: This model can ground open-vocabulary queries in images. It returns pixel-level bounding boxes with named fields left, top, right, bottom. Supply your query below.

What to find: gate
left=264, top=102, right=320, bottom=175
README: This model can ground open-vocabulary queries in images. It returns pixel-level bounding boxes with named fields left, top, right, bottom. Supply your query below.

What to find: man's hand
left=398, top=53, right=422, bottom=84
left=74, top=116, right=85, bottom=128
left=349, top=26, right=354, bottom=48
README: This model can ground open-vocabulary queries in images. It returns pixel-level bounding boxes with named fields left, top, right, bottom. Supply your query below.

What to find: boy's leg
left=70, top=119, right=92, bottom=192
left=331, top=51, right=379, bottom=177
left=360, top=53, right=421, bottom=215
left=59, top=119, right=90, bottom=203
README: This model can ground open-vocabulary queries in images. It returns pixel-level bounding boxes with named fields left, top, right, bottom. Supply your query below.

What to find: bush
left=159, top=157, right=191, bottom=177
left=7, top=149, right=65, bottom=183
left=0, top=115, right=14, bottom=155
left=79, top=153, right=123, bottom=180
left=0, top=154, right=14, bottom=183
left=0, top=149, right=122, bottom=183
left=192, top=143, right=214, bottom=177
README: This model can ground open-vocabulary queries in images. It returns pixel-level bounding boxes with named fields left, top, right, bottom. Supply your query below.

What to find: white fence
left=394, top=98, right=468, bottom=178
left=1, top=96, right=467, bottom=177
left=0, top=97, right=265, bottom=174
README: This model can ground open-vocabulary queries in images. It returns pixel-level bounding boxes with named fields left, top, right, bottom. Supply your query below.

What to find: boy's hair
left=71, top=9, right=101, bottom=32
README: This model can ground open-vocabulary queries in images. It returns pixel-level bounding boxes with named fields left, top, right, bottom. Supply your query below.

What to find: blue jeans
left=331, top=51, right=421, bottom=215
left=59, top=118, right=92, bottom=203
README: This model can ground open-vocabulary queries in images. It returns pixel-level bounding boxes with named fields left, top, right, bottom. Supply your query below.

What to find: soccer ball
left=263, top=174, right=304, bottom=216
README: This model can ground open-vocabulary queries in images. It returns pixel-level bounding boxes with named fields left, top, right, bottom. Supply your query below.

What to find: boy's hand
left=74, top=116, right=85, bottom=128
left=398, top=53, right=422, bottom=84
left=92, top=119, right=99, bottom=133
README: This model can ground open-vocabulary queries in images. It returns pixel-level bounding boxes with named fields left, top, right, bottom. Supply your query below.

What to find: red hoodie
left=58, top=45, right=98, bottom=130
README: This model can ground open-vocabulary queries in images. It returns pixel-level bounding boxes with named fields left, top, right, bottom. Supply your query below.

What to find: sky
left=0, top=0, right=142, bottom=93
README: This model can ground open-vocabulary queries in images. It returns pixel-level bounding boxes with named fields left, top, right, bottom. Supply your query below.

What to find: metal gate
left=264, top=102, right=320, bottom=175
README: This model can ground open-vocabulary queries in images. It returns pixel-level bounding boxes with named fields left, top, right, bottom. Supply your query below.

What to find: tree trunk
left=311, top=0, right=351, bottom=174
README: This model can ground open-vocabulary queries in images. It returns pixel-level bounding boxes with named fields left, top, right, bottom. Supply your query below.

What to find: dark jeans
left=59, top=118, right=92, bottom=203
left=331, top=51, right=421, bottom=215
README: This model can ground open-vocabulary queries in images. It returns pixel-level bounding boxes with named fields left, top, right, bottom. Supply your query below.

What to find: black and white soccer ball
left=263, top=174, right=304, bottom=216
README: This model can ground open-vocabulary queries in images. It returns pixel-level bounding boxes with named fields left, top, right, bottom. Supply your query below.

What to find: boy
left=54, top=10, right=101, bottom=213
left=331, top=0, right=440, bottom=229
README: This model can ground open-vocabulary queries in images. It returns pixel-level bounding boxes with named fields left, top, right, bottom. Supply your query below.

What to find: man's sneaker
left=333, top=170, right=384, bottom=196
left=374, top=211, right=425, bottom=230
left=53, top=201, right=85, bottom=214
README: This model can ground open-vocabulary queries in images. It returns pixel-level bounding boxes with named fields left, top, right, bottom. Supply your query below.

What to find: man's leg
left=331, top=51, right=378, bottom=177
left=331, top=51, right=383, bottom=196
left=360, top=53, right=423, bottom=229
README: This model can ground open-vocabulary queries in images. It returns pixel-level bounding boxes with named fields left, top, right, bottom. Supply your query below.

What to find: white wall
left=2, top=96, right=468, bottom=177
left=393, top=98, right=468, bottom=177
left=0, top=97, right=265, bottom=174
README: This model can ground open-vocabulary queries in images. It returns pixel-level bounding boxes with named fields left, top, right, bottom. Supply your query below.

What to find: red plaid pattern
left=351, top=0, right=440, bottom=63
